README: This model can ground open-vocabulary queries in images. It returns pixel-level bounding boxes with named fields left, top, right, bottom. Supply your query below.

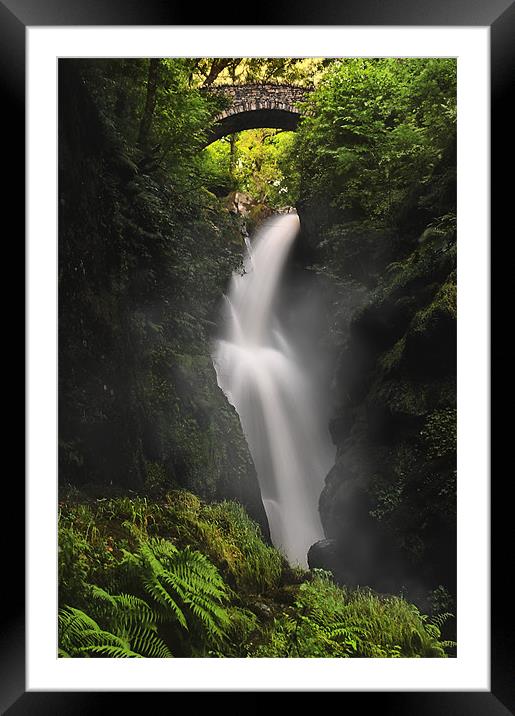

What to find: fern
left=59, top=491, right=456, bottom=659
left=429, top=611, right=454, bottom=630
left=88, top=585, right=174, bottom=657
left=428, top=612, right=457, bottom=652
left=289, top=593, right=360, bottom=657
left=128, top=623, right=173, bottom=658
left=143, top=573, right=188, bottom=628
left=253, top=574, right=453, bottom=658
left=131, top=537, right=231, bottom=644
left=59, top=594, right=173, bottom=658
left=83, top=644, right=143, bottom=658
left=58, top=606, right=140, bottom=658
left=89, top=585, right=159, bottom=629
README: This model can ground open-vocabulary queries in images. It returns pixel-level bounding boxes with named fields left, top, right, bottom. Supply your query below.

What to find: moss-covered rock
left=58, top=60, right=268, bottom=534
left=312, top=212, right=457, bottom=604
left=289, top=59, right=457, bottom=615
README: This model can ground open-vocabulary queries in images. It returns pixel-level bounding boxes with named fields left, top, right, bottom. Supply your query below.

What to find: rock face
left=307, top=539, right=339, bottom=571
left=223, top=190, right=274, bottom=234
left=299, top=198, right=456, bottom=603
left=224, top=191, right=254, bottom=217
left=58, top=61, right=269, bottom=536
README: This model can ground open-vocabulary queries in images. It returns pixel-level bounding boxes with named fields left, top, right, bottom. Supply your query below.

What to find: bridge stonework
left=203, top=84, right=310, bottom=145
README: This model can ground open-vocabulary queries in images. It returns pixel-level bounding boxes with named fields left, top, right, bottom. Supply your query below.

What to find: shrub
left=58, top=490, right=453, bottom=658
left=251, top=571, right=450, bottom=658
left=164, top=493, right=284, bottom=592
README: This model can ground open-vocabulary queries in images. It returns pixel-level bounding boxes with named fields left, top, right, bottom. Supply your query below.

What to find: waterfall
left=212, top=213, right=335, bottom=566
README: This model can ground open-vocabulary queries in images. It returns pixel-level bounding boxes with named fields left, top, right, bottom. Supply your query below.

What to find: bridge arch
left=203, top=83, right=310, bottom=145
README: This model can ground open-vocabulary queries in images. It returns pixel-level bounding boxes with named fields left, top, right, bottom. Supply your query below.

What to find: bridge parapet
left=202, top=83, right=312, bottom=144
left=207, top=84, right=309, bottom=117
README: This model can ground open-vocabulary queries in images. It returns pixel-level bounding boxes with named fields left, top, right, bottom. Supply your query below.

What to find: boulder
left=307, top=539, right=339, bottom=573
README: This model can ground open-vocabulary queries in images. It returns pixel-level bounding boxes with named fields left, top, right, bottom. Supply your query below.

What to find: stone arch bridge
left=203, top=83, right=311, bottom=145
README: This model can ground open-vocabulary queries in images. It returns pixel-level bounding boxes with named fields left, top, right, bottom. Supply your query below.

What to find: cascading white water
left=212, top=213, right=335, bottom=566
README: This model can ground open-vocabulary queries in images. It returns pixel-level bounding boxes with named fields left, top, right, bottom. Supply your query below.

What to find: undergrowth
left=58, top=488, right=455, bottom=658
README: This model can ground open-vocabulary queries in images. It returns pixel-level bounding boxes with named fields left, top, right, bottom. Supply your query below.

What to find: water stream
left=212, top=213, right=334, bottom=566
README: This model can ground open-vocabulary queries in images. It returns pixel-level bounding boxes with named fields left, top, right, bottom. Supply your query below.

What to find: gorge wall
left=58, top=61, right=268, bottom=534
left=299, top=146, right=457, bottom=606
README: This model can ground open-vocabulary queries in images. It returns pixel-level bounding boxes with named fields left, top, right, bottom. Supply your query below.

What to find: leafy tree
left=203, top=129, right=299, bottom=206
left=295, top=58, right=456, bottom=229
left=192, top=57, right=324, bottom=87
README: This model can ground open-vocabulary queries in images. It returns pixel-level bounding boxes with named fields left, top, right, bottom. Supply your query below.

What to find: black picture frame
left=6, top=1, right=507, bottom=712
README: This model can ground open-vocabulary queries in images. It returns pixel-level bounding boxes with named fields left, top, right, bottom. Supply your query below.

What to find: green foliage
left=59, top=491, right=453, bottom=658
left=428, top=585, right=455, bottom=618
left=192, top=57, right=324, bottom=88
left=58, top=603, right=170, bottom=658
left=420, top=408, right=457, bottom=460
left=252, top=572, right=449, bottom=658
left=122, top=537, right=230, bottom=643
left=59, top=59, right=263, bottom=504
left=203, top=129, right=299, bottom=206
left=58, top=503, right=121, bottom=607
left=200, top=139, right=236, bottom=196
left=59, top=515, right=232, bottom=656
left=296, top=58, right=456, bottom=223
left=213, top=606, right=260, bottom=657
left=58, top=491, right=281, bottom=656
left=411, top=278, right=457, bottom=336
left=202, top=501, right=284, bottom=592
left=164, top=492, right=284, bottom=592
left=59, top=56, right=458, bottom=661
left=306, top=61, right=458, bottom=577
left=58, top=523, right=92, bottom=608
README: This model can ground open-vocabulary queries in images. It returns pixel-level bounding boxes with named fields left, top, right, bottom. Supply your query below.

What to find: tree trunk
left=228, top=64, right=238, bottom=172
left=229, top=133, right=237, bottom=172
left=138, top=58, right=160, bottom=150
left=203, top=59, right=234, bottom=86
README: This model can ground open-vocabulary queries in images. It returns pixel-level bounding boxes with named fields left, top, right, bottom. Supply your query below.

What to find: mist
left=212, top=213, right=336, bottom=565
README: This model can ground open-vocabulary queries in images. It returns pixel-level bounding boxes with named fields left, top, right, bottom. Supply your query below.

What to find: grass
left=251, top=571, right=451, bottom=658
left=58, top=487, right=454, bottom=658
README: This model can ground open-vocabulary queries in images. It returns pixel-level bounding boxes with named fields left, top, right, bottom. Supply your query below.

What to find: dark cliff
left=58, top=60, right=268, bottom=534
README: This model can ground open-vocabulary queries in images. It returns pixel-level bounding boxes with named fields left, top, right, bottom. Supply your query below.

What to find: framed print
left=4, top=0, right=508, bottom=712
